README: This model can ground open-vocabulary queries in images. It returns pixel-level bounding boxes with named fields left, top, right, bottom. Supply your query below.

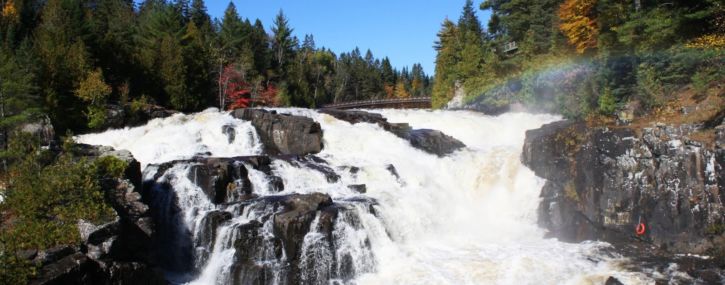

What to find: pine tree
left=0, top=46, right=39, bottom=134
left=182, top=21, right=211, bottom=109
left=459, top=0, right=484, bottom=40
left=189, top=0, right=212, bottom=35
left=250, top=19, right=270, bottom=77
left=381, top=57, right=396, bottom=86
left=219, top=2, right=244, bottom=61
left=432, top=19, right=461, bottom=108
left=271, top=10, right=297, bottom=78
left=159, top=34, right=189, bottom=110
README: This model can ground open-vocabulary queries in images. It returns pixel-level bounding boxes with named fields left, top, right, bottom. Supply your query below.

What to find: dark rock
left=187, top=159, right=237, bottom=204
left=104, top=179, right=149, bottom=222
left=123, top=104, right=177, bottom=128
left=604, top=276, right=624, bottom=285
left=30, top=253, right=94, bottom=285
left=222, top=124, right=236, bottom=144
left=86, top=222, right=121, bottom=245
left=279, top=155, right=340, bottom=183
left=319, top=109, right=388, bottom=125
left=407, top=129, right=466, bottom=156
left=522, top=121, right=725, bottom=255
left=704, top=108, right=725, bottom=129
left=36, top=246, right=78, bottom=266
left=321, top=109, right=464, bottom=156
left=347, top=184, right=367, bottom=193
left=268, top=175, right=285, bottom=192
left=231, top=108, right=323, bottom=155
left=272, top=193, right=334, bottom=263
left=197, top=211, right=232, bottom=264
left=94, top=261, right=167, bottom=285
left=386, top=164, right=400, bottom=179
left=103, top=104, right=126, bottom=129
left=231, top=220, right=278, bottom=285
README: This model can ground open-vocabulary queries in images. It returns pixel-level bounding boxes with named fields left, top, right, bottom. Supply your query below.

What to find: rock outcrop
left=147, top=154, right=377, bottom=284
left=232, top=109, right=323, bottom=156
left=522, top=120, right=725, bottom=256
left=29, top=146, right=164, bottom=285
left=320, top=109, right=465, bottom=156
left=101, top=104, right=178, bottom=130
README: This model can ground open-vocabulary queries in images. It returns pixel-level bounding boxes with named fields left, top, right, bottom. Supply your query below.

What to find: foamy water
left=77, top=108, right=652, bottom=284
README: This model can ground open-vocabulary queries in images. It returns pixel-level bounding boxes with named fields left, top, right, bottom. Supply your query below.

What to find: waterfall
left=77, top=108, right=652, bottom=284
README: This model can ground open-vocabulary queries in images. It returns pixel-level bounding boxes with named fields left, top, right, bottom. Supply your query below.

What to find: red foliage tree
left=220, top=64, right=251, bottom=110
left=259, top=84, right=279, bottom=106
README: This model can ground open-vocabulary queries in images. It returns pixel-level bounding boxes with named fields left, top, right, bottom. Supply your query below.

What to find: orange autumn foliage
left=1, top=0, right=18, bottom=23
left=558, top=0, right=598, bottom=54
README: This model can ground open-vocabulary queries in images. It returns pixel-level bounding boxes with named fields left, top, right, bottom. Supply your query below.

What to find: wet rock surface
left=232, top=108, right=323, bottom=156
left=522, top=120, right=725, bottom=281
left=320, top=109, right=465, bottom=156
left=146, top=153, right=377, bottom=285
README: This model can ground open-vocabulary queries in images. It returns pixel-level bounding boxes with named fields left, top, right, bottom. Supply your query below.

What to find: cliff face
left=522, top=120, right=725, bottom=255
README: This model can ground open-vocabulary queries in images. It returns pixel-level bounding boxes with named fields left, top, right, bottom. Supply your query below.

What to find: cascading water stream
left=77, top=108, right=652, bottom=284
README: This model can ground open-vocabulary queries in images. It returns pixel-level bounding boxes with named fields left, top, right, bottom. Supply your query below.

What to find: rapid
left=77, top=108, right=651, bottom=284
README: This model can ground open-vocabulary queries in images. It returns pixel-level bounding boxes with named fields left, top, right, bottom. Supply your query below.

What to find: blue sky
left=199, top=0, right=491, bottom=74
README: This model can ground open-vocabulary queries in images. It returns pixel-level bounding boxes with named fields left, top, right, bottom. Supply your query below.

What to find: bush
left=0, top=134, right=119, bottom=283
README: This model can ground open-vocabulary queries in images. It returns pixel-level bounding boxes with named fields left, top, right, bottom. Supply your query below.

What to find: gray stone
left=232, top=108, right=323, bottom=155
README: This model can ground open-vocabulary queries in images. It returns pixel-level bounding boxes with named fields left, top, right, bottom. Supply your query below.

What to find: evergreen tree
left=432, top=19, right=461, bottom=108
left=271, top=10, right=297, bottom=78
left=0, top=46, right=39, bottom=136
left=381, top=57, right=396, bottom=86
left=158, top=34, right=189, bottom=110
left=459, top=0, right=484, bottom=40
left=250, top=19, right=270, bottom=77
left=182, top=21, right=212, bottom=109
left=219, top=2, right=244, bottom=61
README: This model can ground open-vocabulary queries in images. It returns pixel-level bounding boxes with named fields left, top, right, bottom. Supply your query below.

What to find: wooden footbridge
left=322, top=97, right=431, bottom=109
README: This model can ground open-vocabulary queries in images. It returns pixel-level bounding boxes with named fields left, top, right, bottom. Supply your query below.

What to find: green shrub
left=0, top=134, right=117, bottom=283
left=86, top=105, right=107, bottom=130
left=94, top=155, right=128, bottom=179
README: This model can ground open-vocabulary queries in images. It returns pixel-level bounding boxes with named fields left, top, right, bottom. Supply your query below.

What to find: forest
left=433, top=0, right=724, bottom=118
left=0, top=0, right=432, bottom=134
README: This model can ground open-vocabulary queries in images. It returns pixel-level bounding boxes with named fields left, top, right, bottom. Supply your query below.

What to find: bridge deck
left=322, top=97, right=431, bottom=109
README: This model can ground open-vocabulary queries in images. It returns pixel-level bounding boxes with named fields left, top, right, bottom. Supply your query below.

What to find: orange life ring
left=635, top=223, right=646, bottom=235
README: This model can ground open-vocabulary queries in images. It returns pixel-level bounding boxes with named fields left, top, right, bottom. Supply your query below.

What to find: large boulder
left=232, top=109, right=323, bottom=155
left=407, top=129, right=466, bottom=156
left=522, top=121, right=725, bottom=255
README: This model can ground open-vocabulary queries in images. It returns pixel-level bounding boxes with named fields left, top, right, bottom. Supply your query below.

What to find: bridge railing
left=322, top=97, right=431, bottom=109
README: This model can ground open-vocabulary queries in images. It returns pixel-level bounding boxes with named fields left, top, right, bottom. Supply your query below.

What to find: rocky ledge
left=320, top=109, right=465, bottom=156
left=522, top=119, right=725, bottom=280
left=29, top=145, right=165, bottom=285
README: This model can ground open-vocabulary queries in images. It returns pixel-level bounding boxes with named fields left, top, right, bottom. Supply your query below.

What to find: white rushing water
left=77, top=108, right=652, bottom=285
